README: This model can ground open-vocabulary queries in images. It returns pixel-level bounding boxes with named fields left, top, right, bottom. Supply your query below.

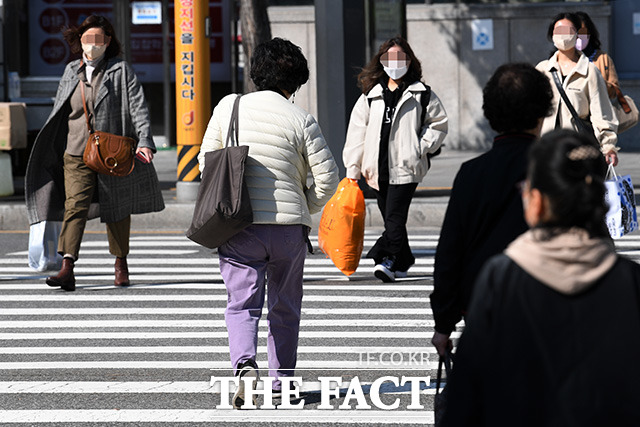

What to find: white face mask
left=82, top=43, right=107, bottom=60
left=552, top=33, right=577, bottom=51
left=575, top=35, right=589, bottom=51
left=383, top=65, right=408, bottom=80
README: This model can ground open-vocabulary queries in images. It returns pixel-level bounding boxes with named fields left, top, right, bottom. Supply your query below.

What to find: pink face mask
left=575, top=35, right=590, bottom=51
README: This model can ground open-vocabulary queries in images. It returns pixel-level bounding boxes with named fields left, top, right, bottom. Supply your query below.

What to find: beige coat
left=537, top=52, right=618, bottom=154
left=343, top=81, right=448, bottom=191
left=591, top=50, right=620, bottom=100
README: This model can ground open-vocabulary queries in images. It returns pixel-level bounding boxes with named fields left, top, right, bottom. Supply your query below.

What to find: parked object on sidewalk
left=0, top=102, right=27, bottom=150
left=442, top=130, right=640, bottom=426
left=605, top=164, right=638, bottom=238
left=343, top=36, right=448, bottom=282
left=318, top=177, right=365, bottom=276
left=0, top=152, right=15, bottom=197
left=187, top=95, right=252, bottom=249
left=28, top=221, right=63, bottom=272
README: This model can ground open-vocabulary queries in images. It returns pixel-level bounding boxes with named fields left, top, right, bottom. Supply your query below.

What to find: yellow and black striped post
left=174, top=0, right=211, bottom=201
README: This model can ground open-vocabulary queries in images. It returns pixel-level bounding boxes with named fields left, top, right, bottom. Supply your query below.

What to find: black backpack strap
left=420, top=84, right=431, bottom=125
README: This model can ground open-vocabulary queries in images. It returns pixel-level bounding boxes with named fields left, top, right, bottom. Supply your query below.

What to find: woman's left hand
left=136, top=147, right=154, bottom=163
left=605, top=150, right=618, bottom=166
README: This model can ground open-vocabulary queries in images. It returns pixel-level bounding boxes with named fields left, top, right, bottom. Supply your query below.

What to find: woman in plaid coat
left=25, top=15, right=164, bottom=291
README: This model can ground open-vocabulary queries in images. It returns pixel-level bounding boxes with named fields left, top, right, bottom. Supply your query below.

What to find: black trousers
left=366, top=181, right=417, bottom=272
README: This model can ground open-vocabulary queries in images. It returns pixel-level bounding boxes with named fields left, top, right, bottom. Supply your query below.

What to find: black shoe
left=374, top=257, right=395, bottom=283
left=233, top=360, right=258, bottom=409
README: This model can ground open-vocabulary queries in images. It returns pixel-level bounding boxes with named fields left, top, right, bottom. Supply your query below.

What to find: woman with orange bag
left=343, top=36, right=448, bottom=282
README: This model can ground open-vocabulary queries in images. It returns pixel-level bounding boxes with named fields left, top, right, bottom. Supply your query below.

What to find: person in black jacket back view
left=442, top=130, right=640, bottom=426
left=430, top=63, right=553, bottom=355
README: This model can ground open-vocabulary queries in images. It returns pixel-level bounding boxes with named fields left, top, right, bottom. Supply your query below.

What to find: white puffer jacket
left=199, top=91, right=339, bottom=228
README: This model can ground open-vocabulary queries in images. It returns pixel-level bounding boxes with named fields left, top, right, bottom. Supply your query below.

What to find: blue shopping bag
left=604, top=165, right=638, bottom=238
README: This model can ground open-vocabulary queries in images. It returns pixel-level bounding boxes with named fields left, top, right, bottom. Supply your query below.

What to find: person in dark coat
left=430, top=63, right=553, bottom=355
left=442, top=130, right=640, bottom=426
left=25, top=15, right=164, bottom=291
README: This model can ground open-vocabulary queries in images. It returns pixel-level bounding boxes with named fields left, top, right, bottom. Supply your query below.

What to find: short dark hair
left=575, top=11, right=602, bottom=51
left=482, top=63, right=553, bottom=133
left=62, top=15, right=121, bottom=59
left=528, top=129, right=609, bottom=238
left=250, top=37, right=309, bottom=94
left=546, top=12, right=582, bottom=42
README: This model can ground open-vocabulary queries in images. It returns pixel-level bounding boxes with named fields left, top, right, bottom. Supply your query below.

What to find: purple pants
left=218, top=224, right=307, bottom=389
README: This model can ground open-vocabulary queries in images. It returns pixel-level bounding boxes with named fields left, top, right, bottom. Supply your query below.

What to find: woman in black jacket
left=442, top=130, right=640, bottom=426
left=430, top=63, right=553, bottom=355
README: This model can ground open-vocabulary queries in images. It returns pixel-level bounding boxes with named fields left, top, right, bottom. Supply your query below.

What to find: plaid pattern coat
left=25, top=57, right=164, bottom=224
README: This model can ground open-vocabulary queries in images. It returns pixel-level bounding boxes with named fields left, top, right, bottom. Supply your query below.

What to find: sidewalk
left=2, top=142, right=640, bottom=231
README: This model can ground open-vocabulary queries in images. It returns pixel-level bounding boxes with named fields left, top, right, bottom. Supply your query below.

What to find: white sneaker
left=374, top=257, right=395, bottom=282
left=233, top=362, right=258, bottom=409
left=394, top=269, right=408, bottom=279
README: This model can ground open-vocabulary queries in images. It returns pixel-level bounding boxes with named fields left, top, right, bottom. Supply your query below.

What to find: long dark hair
left=62, top=15, right=121, bottom=59
left=357, top=36, right=422, bottom=94
left=546, top=12, right=582, bottom=42
left=575, top=11, right=602, bottom=54
left=527, top=129, right=609, bottom=238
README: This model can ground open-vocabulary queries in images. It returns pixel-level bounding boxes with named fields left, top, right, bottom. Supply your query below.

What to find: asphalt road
left=0, top=227, right=444, bottom=426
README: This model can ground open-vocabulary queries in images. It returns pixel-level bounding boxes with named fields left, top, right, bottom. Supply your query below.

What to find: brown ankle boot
left=114, top=257, right=130, bottom=286
left=46, top=257, right=75, bottom=291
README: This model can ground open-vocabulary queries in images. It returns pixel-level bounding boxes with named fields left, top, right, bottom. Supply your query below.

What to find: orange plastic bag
left=318, top=178, right=366, bottom=276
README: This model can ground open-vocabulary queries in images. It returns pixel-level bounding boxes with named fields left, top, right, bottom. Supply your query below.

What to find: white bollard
left=0, top=152, right=15, bottom=197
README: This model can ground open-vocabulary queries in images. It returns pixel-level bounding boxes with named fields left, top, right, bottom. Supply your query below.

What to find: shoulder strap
left=225, top=95, right=241, bottom=148
left=78, top=65, right=94, bottom=134
left=420, top=85, right=431, bottom=124
left=551, top=69, right=583, bottom=125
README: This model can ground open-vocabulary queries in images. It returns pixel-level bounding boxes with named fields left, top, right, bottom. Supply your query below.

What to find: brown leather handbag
left=80, top=81, right=136, bottom=177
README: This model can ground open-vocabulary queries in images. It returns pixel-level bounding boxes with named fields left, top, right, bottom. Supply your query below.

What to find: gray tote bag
left=186, top=95, right=253, bottom=248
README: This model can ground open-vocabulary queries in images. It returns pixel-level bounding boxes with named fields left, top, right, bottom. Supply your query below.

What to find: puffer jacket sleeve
left=303, top=114, right=339, bottom=214
left=124, top=61, right=155, bottom=151
left=588, top=64, right=618, bottom=153
left=420, top=90, right=448, bottom=155
left=343, top=94, right=370, bottom=180
left=199, top=95, right=233, bottom=172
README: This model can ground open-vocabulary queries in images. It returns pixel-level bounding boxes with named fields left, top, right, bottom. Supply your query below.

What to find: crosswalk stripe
left=0, top=346, right=434, bottom=355
left=0, top=331, right=462, bottom=340
left=0, top=307, right=432, bottom=315
left=0, top=380, right=439, bottom=395
left=0, top=295, right=428, bottom=302
left=0, top=258, right=436, bottom=265
left=0, top=410, right=435, bottom=424
left=0, top=274, right=434, bottom=281
left=0, top=319, right=436, bottom=328
left=8, top=249, right=201, bottom=256
left=0, top=283, right=434, bottom=291
left=0, top=360, right=440, bottom=370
